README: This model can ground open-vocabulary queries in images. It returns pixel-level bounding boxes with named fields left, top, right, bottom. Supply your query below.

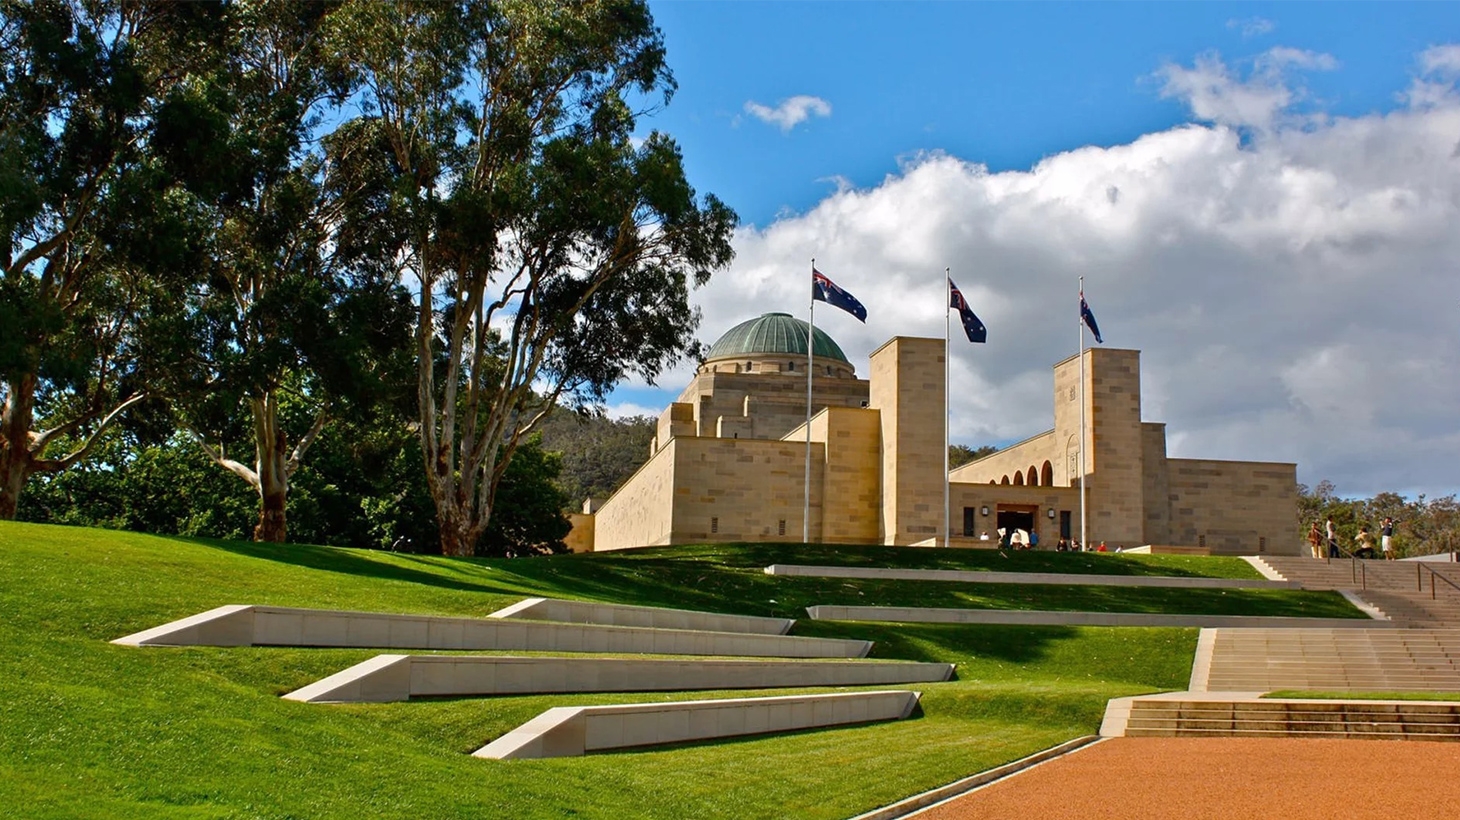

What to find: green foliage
left=1297, top=480, right=1460, bottom=556
left=537, top=410, right=656, bottom=506
left=949, top=443, right=999, bottom=468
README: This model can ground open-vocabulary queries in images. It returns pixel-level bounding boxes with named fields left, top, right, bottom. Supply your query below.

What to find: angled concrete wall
left=114, top=605, right=872, bottom=658
left=765, top=564, right=1299, bottom=589
left=805, top=605, right=1389, bottom=629
left=473, top=690, right=921, bottom=759
left=488, top=597, right=794, bottom=635
left=284, top=655, right=954, bottom=703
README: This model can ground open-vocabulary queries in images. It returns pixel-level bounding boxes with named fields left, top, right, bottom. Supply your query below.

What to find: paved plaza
left=908, top=736, right=1460, bottom=819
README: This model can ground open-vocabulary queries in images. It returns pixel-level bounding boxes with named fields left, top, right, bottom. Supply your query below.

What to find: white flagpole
left=804, top=258, right=815, bottom=543
left=943, top=268, right=951, bottom=548
left=1078, top=275, right=1087, bottom=552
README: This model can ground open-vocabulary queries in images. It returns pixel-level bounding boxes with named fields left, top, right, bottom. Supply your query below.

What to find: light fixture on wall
left=1047, top=508, right=1057, bottom=519
left=980, top=506, right=990, bottom=516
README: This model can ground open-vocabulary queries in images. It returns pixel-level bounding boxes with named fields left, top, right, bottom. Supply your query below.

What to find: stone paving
left=904, top=737, right=1460, bottom=819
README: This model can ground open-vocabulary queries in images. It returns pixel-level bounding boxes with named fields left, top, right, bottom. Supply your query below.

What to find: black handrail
left=1420, top=563, right=1460, bottom=601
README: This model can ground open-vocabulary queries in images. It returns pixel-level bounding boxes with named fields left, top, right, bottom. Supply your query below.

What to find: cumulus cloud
left=1227, top=16, right=1276, bottom=38
left=743, top=95, right=832, bottom=132
left=1407, top=45, right=1460, bottom=108
left=1158, top=47, right=1338, bottom=133
left=647, top=45, right=1460, bottom=498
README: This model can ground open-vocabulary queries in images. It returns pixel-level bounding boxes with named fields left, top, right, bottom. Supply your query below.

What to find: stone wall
left=591, top=442, right=678, bottom=550
left=948, top=429, right=1058, bottom=487
left=672, top=363, right=868, bottom=442
left=1165, top=458, right=1300, bottom=555
left=1141, top=422, right=1172, bottom=545
left=870, top=337, right=946, bottom=545
left=668, top=437, right=825, bottom=544
left=805, top=407, right=882, bottom=544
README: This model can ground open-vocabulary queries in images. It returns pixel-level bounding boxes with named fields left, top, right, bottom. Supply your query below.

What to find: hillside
left=0, top=522, right=1359, bottom=819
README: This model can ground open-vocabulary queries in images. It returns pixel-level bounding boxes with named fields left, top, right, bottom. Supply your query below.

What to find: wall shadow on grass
left=193, top=537, right=514, bottom=595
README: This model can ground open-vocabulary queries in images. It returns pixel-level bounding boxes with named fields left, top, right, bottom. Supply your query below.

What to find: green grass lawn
left=1264, top=690, right=1460, bottom=701
left=0, top=522, right=1352, bottom=819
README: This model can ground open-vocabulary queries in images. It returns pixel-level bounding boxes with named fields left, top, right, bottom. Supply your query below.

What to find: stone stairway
left=1120, top=696, right=1460, bottom=741
left=1198, top=628, right=1460, bottom=693
left=1257, top=556, right=1460, bottom=628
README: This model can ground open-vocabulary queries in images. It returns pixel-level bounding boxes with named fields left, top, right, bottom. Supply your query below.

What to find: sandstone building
left=570, top=312, right=1298, bottom=555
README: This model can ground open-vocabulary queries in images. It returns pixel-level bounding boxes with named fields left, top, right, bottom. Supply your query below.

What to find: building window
left=1199, top=534, right=1207, bottom=548
left=825, top=365, right=833, bottom=375
left=1258, top=536, right=1266, bottom=553
left=787, top=361, right=795, bottom=371
left=962, top=508, right=976, bottom=536
left=711, top=517, right=718, bottom=534
left=778, top=519, right=786, bottom=536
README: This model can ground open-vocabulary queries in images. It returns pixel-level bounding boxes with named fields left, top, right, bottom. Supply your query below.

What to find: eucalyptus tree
left=0, top=0, right=226, bottom=519
left=327, top=0, right=735, bottom=556
left=151, top=0, right=412, bottom=543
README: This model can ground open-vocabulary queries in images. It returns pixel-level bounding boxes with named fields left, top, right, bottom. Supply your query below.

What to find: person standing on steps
left=1308, top=521, right=1324, bottom=559
left=1326, top=516, right=1340, bottom=558
left=1381, top=517, right=1397, bottom=560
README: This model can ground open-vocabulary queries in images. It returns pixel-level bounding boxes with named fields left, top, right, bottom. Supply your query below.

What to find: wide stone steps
left=1256, top=557, right=1460, bottom=628
left=1123, top=699, right=1460, bottom=741
left=1199, top=628, right=1460, bottom=692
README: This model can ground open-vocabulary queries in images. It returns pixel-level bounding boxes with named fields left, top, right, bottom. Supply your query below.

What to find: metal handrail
left=1419, top=563, right=1460, bottom=601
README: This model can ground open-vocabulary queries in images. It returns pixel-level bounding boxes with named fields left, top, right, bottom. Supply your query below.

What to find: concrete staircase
left=1199, top=628, right=1460, bottom=693
left=1258, top=556, right=1460, bottom=628
left=1121, top=696, right=1460, bottom=741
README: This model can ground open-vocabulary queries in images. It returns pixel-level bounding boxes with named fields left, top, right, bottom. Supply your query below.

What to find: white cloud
left=1420, top=44, right=1460, bottom=76
left=603, top=401, right=661, bottom=421
left=1227, top=17, right=1276, bottom=38
left=1158, top=47, right=1338, bottom=133
left=1407, top=45, right=1460, bottom=108
left=743, top=95, right=832, bottom=132
left=661, top=45, right=1460, bottom=498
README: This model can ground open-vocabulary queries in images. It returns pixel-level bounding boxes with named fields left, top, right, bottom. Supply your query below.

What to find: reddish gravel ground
left=909, top=737, right=1460, bottom=820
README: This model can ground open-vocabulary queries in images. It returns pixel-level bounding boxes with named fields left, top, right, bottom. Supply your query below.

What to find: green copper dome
left=704, top=313, right=850, bottom=364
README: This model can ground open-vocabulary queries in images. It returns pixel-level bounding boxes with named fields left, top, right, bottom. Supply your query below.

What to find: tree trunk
left=251, top=397, right=290, bottom=543
left=254, top=484, right=288, bottom=543
left=0, top=453, right=26, bottom=520
left=0, top=373, right=38, bottom=520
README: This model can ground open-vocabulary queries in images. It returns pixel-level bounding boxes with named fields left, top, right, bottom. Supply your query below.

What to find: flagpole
left=804, top=258, right=815, bottom=544
left=1078, top=275, right=1087, bottom=553
left=943, top=268, right=951, bottom=549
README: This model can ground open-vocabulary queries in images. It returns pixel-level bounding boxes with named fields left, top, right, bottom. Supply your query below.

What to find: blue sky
left=644, top=2, right=1459, bottom=226
left=608, top=2, right=1460, bottom=499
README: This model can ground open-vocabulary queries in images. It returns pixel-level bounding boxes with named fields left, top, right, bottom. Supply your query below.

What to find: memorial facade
left=573, top=312, right=1298, bottom=555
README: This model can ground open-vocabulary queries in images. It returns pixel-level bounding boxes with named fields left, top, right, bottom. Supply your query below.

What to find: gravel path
left=909, top=737, right=1460, bottom=820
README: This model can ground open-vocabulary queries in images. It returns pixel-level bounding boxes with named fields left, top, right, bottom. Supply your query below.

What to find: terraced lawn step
left=487, top=597, right=794, bottom=635
left=113, top=605, right=872, bottom=658
left=805, top=605, right=1387, bottom=629
left=763, top=564, right=1300, bottom=589
left=473, top=690, right=922, bottom=759
left=284, top=655, right=953, bottom=703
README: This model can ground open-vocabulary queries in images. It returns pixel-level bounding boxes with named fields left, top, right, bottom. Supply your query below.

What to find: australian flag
left=812, top=268, right=867, bottom=322
left=1080, top=290, right=1103, bottom=343
left=948, top=278, right=987, bottom=343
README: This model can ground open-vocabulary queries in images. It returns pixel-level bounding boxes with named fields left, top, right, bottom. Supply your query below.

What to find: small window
left=1258, top=536, right=1267, bottom=553
left=710, top=517, right=718, bottom=534
left=1199, top=534, right=1207, bottom=548
left=787, top=361, right=795, bottom=372
left=825, top=365, right=832, bottom=375
left=778, top=520, right=786, bottom=536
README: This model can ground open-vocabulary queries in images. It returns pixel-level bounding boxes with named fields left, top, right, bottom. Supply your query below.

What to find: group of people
left=1308, top=516, right=1398, bottom=560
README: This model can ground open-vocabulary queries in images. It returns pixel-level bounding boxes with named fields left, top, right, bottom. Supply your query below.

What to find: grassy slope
left=0, top=523, right=1355, bottom=819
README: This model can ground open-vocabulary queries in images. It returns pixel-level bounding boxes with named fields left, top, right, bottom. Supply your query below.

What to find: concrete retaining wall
left=113, top=605, right=872, bottom=658
left=765, top=564, right=1297, bottom=589
left=489, top=597, right=794, bottom=634
left=805, top=605, right=1391, bottom=630
left=473, top=690, right=921, bottom=759
left=284, top=655, right=954, bottom=703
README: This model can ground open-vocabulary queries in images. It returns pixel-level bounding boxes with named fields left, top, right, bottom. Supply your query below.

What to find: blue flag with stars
left=1080, top=290, right=1103, bottom=343
left=812, top=268, right=867, bottom=322
left=948, top=278, right=987, bottom=343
